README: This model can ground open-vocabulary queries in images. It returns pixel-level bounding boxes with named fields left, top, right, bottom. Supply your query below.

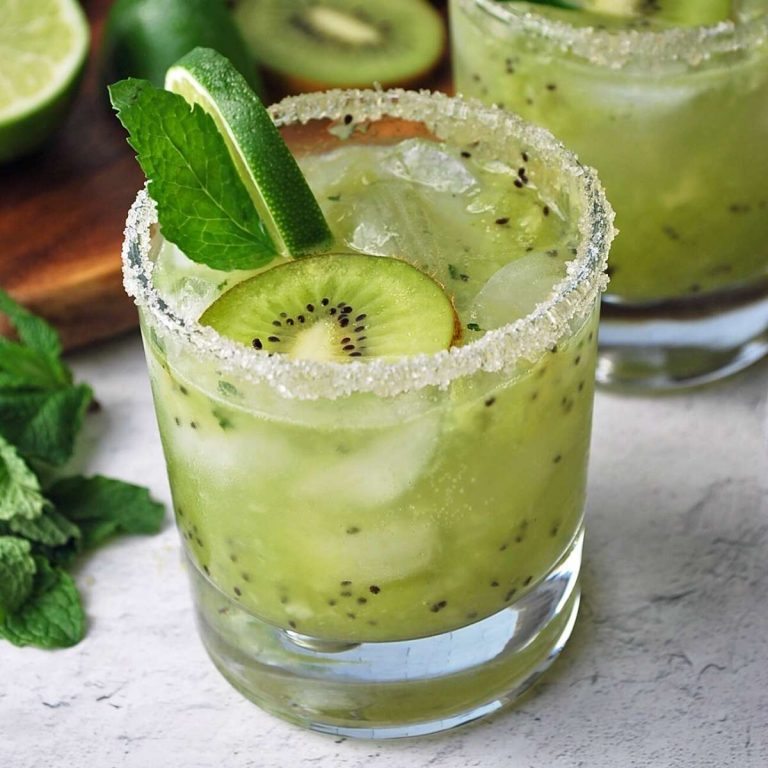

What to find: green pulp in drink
left=146, top=136, right=598, bottom=643
left=451, top=0, right=768, bottom=302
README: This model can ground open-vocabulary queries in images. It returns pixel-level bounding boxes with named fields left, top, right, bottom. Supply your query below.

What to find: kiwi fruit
left=232, top=0, right=446, bottom=92
left=199, top=253, right=460, bottom=361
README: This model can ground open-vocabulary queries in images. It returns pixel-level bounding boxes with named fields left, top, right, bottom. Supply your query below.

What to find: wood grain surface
left=0, top=0, right=452, bottom=352
left=0, top=0, right=143, bottom=351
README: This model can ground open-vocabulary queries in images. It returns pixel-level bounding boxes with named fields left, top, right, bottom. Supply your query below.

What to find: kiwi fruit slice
left=232, top=0, right=446, bottom=92
left=199, top=253, right=460, bottom=361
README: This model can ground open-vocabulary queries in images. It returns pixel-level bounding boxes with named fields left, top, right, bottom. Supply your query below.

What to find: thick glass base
left=597, top=285, right=768, bottom=391
left=187, top=530, right=583, bottom=739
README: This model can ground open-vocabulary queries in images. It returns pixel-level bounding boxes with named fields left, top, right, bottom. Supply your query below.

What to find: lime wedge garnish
left=0, top=0, right=89, bottom=162
left=165, top=47, right=333, bottom=258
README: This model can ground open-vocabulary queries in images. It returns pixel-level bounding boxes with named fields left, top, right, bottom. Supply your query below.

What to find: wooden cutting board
left=0, top=0, right=452, bottom=352
left=0, top=0, right=144, bottom=351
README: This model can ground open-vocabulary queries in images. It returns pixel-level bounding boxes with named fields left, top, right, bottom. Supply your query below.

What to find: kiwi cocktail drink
left=118, top=49, right=613, bottom=734
left=451, top=0, right=768, bottom=386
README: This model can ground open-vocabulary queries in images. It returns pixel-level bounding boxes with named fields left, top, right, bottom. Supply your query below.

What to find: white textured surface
left=2, top=334, right=767, bottom=767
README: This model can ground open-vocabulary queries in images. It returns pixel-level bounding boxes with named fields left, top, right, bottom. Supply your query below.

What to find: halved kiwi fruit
left=199, top=253, right=460, bottom=361
left=232, top=0, right=446, bottom=92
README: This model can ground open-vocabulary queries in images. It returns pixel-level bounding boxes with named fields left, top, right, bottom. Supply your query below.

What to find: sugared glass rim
left=122, top=89, right=614, bottom=400
left=462, top=0, right=768, bottom=69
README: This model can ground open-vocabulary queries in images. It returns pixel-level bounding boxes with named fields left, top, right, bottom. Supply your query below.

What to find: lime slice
left=165, top=47, right=333, bottom=258
left=0, top=0, right=90, bottom=163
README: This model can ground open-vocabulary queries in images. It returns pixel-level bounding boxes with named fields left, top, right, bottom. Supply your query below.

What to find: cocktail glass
left=451, top=1, right=768, bottom=389
left=122, top=89, right=613, bottom=737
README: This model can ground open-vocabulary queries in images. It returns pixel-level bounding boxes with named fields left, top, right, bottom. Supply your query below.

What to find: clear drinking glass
left=122, top=90, right=613, bottom=738
left=451, top=0, right=768, bottom=389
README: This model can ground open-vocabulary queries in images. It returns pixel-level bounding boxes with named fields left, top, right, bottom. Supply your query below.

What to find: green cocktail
left=451, top=0, right=768, bottom=388
left=123, top=89, right=613, bottom=736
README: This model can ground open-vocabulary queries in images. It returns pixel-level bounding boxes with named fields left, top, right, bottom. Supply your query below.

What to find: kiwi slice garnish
left=232, top=0, right=446, bottom=91
left=199, top=253, right=461, bottom=361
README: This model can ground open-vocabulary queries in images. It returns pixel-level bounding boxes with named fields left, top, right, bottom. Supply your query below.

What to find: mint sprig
left=0, top=386, right=93, bottom=466
left=0, top=537, right=36, bottom=618
left=48, top=476, right=164, bottom=550
left=0, top=437, right=45, bottom=521
left=109, top=78, right=278, bottom=271
left=0, top=290, right=92, bottom=466
left=0, top=557, right=84, bottom=649
left=0, top=290, right=165, bottom=649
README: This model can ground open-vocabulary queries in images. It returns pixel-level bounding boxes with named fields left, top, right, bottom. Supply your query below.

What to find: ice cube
left=381, top=139, right=478, bottom=195
left=291, top=411, right=441, bottom=508
left=469, top=251, right=566, bottom=330
left=348, top=180, right=445, bottom=262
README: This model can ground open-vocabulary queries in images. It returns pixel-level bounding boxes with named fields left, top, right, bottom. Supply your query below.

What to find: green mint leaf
left=48, top=475, right=165, bottom=549
left=0, top=384, right=92, bottom=466
left=0, top=339, right=70, bottom=390
left=0, top=536, right=36, bottom=616
left=0, top=289, right=63, bottom=361
left=3, top=507, right=81, bottom=549
left=0, top=508, right=81, bottom=568
left=109, top=78, right=278, bottom=271
left=0, top=290, right=71, bottom=390
left=0, top=435, right=45, bottom=522
left=0, top=556, right=84, bottom=648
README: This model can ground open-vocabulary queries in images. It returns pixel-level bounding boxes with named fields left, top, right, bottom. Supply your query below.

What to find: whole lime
left=0, top=0, right=90, bottom=163
left=103, top=0, right=263, bottom=95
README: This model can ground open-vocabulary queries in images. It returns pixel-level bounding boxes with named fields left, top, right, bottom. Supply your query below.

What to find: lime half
left=0, top=0, right=90, bottom=163
left=165, top=47, right=333, bottom=258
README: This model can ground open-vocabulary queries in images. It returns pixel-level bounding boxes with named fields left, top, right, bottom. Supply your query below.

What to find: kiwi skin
left=277, top=45, right=446, bottom=95
left=267, top=60, right=444, bottom=97
left=235, top=0, right=446, bottom=93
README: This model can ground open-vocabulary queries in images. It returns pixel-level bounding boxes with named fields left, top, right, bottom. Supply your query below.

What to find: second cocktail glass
left=451, top=0, right=768, bottom=389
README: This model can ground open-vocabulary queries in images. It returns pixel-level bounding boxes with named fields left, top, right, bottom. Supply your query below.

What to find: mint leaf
left=0, top=435, right=45, bottom=521
left=0, top=338, right=70, bottom=390
left=0, top=536, right=36, bottom=616
left=0, top=384, right=92, bottom=466
left=0, top=289, right=90, bottom=466
left=48, top=475, right=165, bottom=549
left=0, top=556, right=84, bottom=648
left=0, top=290, right=71, bottom=391
left=0, top=290, right=63, bottom=361
left=109, top=78, right=277, bottom=271
left=3, top=507, right=80, bottom=548
left=0, top=508, right=81, bottom=568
